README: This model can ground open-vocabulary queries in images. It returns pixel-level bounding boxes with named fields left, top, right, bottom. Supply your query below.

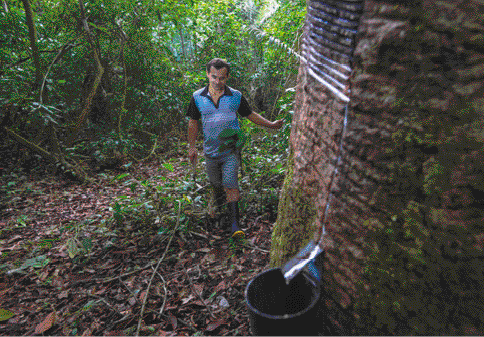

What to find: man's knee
left=225, top=188, right=240, bottom=202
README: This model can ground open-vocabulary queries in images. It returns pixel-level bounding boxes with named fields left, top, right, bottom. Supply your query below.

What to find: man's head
left=206, top=58, right=230, bottom=92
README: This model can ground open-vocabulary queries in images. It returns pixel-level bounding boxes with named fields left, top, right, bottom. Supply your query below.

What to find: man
left=186, top=58, right=283, bottom=239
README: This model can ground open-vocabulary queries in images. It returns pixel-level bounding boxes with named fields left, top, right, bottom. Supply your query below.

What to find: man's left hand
left=271, top=120, right=283, bottom=129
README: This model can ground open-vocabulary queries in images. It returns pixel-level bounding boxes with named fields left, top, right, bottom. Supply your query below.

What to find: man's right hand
left=189, top=147, right=198, bottom=165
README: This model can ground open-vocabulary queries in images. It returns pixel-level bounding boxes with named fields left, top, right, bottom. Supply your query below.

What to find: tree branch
left=70, top=0, right=105, bottom=141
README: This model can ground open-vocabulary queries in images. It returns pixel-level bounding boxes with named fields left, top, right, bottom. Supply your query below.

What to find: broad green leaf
left=218, top=129, right=238, bottom=139
left=162, top=163, right=174, bottom=172
left=67, top=239, right=80, bottom=259
left=0, top=309, right=14, bottom=321
left=81, top=237, right=93, bottom=252
left=112, top=173, right=129, bottom=182
left=22, top=255, right=50, bottom=269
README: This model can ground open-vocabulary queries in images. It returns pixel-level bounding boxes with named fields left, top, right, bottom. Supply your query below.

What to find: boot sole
left=231, top=230, right=245, bottom=240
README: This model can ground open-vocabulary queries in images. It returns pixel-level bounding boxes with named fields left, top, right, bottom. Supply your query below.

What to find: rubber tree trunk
left=270, top=0, right=484, bottom=335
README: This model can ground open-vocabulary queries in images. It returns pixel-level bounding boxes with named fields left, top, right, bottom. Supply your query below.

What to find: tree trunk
left=21, top=0, right=42, bottom=88
left=69, top=0, right=105, bottom=144
left=4, top=127, right=90, bottom=183
left=270, top=0, right=484, bottom=335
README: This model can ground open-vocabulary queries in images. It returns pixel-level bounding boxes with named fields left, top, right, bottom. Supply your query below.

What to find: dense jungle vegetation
left=0, top=0, right=305, bottom=334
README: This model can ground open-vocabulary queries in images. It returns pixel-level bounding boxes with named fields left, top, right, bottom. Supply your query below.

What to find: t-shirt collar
left=201, top=85, right=233, bottom=97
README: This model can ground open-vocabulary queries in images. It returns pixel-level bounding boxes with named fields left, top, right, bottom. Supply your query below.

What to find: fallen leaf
left=139, top=291, right=146, bottom=301
left=7, top=235, right=22, bottom=244
left=197, top=248, right=211, bottom=253
left=58, top=290, right=68, bottom=299
left=193, top=284, right=203, bottom=296
left=206, top=319, right=225, bottom=332
left=181, top=294, right=195, bottom=304
left=128, top=297, right=137, bottom=306
left=215, top=280, right=226, bottom=292
left=39, top=270, right=49, bottom=281
left=0, top=308, right=15, bottom=322
left=35, top=311, right=57, bottom=334
left=0, top=288, right=12, bottom=297
left=168, top=314, right=177, bottom=330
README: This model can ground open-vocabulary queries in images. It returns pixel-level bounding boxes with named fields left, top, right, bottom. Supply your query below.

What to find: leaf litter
left=0, top=158, right=278, bottom=335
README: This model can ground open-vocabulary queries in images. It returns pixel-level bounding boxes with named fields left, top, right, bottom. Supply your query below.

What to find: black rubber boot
left=228, top=201, right=244, bottom=239
left=213, top=186, right=226, bottom=219
left=214, top=187, right=225, bottom=211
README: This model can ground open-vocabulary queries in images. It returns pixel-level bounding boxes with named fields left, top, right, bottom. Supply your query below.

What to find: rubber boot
left=214, top=187, right=225, bottom=211
left=210, top=186, right=226, bottom=227
left=228, top=201, right=244, bottom=239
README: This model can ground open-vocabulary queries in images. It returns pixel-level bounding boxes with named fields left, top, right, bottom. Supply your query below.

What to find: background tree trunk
left=21, top=0, right=42, bottom=88
left=270, top=0, right=484, bottom=335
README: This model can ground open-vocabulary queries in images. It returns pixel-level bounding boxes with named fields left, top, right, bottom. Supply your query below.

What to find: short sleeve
left=237, top=95, right=252, bottom=117
left=186, top=96, right=201, bottom=120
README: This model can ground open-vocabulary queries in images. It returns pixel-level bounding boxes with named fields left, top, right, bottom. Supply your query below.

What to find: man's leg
left=205, top=155, right=225, bottom=221
left=222, top=153, right=244, bottom=239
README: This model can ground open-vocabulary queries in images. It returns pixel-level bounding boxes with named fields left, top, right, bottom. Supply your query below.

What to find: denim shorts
left=204, top=151, right=240, bottom=190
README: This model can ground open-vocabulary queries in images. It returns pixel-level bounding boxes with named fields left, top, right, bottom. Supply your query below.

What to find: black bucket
left=245, top=268, right=321, bottom=336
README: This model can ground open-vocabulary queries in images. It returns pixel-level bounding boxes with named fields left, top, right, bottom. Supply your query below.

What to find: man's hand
left=189, top=147, right=198, bottom=165
left=271, top=119, right=284, bottom=129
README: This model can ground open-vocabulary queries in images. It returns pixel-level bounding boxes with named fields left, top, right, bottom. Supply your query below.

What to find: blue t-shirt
left=186, top=85, right=252, bottom=157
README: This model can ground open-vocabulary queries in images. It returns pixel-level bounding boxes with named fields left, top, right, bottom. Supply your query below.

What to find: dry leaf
left=197, top=248, right=211, bottom=253
left=168, top=314, right=177, bottom=330
left=0, top=287, right=12, bottom=297
left=215, top=280, right=226, bottom=292
left=139, top=291, right=146, bottom=301
left=58, top=290, right=68, bottom=299
left=206, top=319, right=224, bottom=332
left=193, top=284, right=203, bottom=296
left=181, top=294, right=195, bottom=304
left=35, top=311, right=57, bottom=334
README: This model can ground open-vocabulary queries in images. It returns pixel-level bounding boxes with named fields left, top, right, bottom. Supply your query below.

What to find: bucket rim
left=244, top=267, right=320, bottom=321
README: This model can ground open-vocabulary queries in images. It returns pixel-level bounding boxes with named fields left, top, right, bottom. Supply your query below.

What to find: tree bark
left=69, top=0, right=105, bottom=144
left=4, top=127, right=90, bottom=183
left=270, top=0, right=484, bottom=335
left=21, top=0, right=42, bottom=88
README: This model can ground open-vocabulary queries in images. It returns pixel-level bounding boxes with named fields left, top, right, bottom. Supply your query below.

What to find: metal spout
left=281, top=240, right=323, bottom=284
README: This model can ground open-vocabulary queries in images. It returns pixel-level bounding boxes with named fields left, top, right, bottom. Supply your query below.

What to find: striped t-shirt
left=187, top=85, right=252, bottom=157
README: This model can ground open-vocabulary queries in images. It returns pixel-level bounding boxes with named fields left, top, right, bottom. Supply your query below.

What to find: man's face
left=207, top=66, right=229, bottom=92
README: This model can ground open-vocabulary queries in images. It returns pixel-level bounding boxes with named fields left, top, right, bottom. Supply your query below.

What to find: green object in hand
left=218, top=128, right=247, bottom=152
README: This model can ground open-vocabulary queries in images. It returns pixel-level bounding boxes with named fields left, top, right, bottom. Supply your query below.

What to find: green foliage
left=239, top=116, right=288, bottom=215
left=0, top=309, right=15, bottom=322
left=107, top=165, right=209, bottom=235
left=218, top=128, right=248, bottom=152
left=1, top=0, right=302, bottom=180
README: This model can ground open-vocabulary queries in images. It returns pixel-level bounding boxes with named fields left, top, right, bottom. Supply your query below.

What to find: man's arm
left=188, top=119, right=199, bottom=164
left=246, top=112, right=283, bottom=129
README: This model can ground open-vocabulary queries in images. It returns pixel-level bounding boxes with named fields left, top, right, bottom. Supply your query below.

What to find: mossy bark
left=269, top=148, right=318, bottom=267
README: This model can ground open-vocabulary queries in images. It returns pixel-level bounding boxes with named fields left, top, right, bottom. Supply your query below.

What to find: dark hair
left=206, top=58, right=230, bottom=74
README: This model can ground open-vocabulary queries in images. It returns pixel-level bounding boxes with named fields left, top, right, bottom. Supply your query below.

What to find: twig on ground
left=245, top=242, right=269, bottom=253
left=118, top=276, right=136, bottom=298
left=175, top=317, right=198, bottom=332
left=150, top=265, right=168, bottom=315
left=189, top=230, right=221, bottom=240
left=135, top=200, right=181, bottom=337
left=185, top=267, right=215, bottom=318
left=70, top=255, right=177, bottom=286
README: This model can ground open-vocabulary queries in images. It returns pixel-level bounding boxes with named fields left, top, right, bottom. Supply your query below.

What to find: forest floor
left=0, top=154, right=280, bottom=336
